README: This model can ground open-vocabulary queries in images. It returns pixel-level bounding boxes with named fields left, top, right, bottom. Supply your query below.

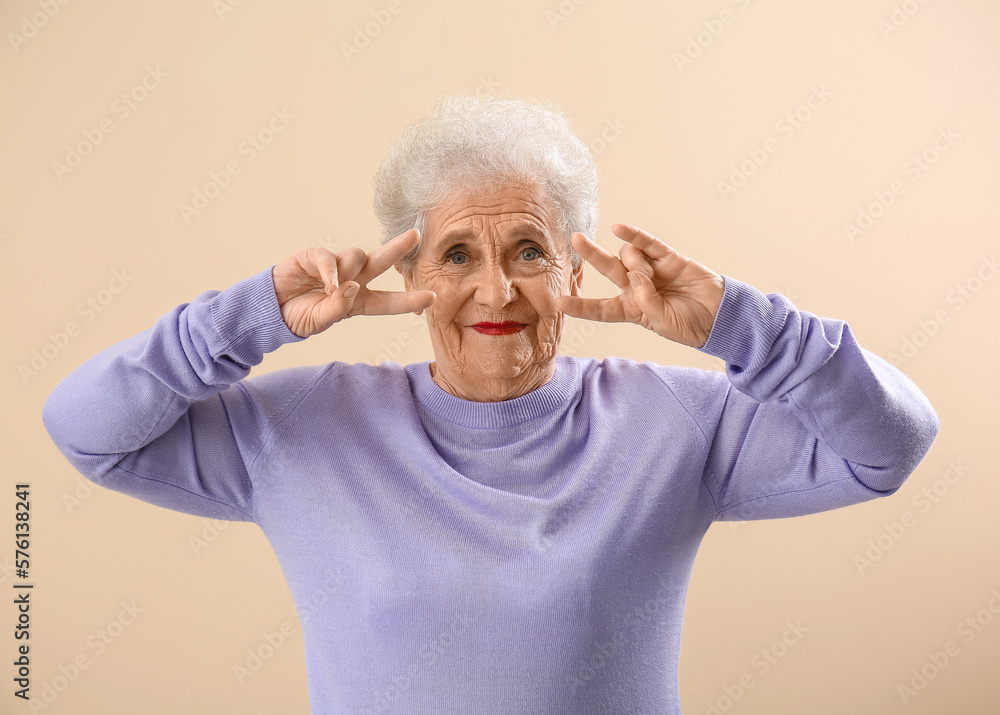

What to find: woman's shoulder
left=241, top=360, right=412, bottom=410
left=571, top=354, right=729, bottom=390
left=248, top=359, right=411, bottom=386
left=569, top=356, right=732, bottom=439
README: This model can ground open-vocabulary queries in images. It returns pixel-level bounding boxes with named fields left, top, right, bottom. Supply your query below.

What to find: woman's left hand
left=556, top=224, right=726, bottom=349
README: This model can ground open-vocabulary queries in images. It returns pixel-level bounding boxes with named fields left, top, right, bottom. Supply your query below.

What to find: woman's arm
left=685, top=277, right=939, bottom=519
left=41, top=267, right=309, bottom=520
left=561, top=223, right=939, bottom=520
left=42, top=229, right=435, bottom=520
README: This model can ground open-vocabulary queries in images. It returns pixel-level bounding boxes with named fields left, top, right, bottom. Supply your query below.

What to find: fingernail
left=344, top=283, right=359, bottom=299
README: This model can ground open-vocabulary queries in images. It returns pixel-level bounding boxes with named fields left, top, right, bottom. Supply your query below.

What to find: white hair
left=372, top=94, right=599, bottom=271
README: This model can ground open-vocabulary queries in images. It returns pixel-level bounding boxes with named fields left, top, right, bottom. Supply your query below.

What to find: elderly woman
left=44, top=95, right=938, bottom=714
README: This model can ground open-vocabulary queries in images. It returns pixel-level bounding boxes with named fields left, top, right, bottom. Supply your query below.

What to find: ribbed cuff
left=208, top=265, right=306, bottom=366
left=695, top=275, right=789, bottom=374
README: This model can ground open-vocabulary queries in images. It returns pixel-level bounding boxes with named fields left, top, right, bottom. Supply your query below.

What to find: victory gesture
left=273, top=228, right=436, bottom=338
left=557, top=224, right=726, bottom=349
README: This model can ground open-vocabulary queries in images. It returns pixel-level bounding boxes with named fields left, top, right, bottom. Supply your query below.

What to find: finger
left=619, top=243, right=655, bottom=278
left=556, top=295, right=626, bottom=323
left=570, top=233, right=629, bottom=290
left=612, top=224, right=678, bottom=262
left=627, top=271, right=660, bottom=316
left=360, top=288, right=436, bottom=317
left=355, top=228, right=420, bottom=285
left=336, top=247, right=368, bottom=283
left=320, top=281, right=361, bottom=324
left=289, top=247, right=336, bottom=287
left=307, top=247, right=339, bottom=295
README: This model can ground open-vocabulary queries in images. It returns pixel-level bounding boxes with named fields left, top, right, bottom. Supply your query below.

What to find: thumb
left=627, top=270, right=657, bottom=309
left=320, top=281, right=360, bottom=328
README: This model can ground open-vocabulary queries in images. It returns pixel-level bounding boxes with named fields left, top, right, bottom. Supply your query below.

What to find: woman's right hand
left=272, top=228, right=436, bottom=338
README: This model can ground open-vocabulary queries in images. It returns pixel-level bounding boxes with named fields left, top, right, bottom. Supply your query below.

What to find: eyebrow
left=436, top=223, right=550, bottom=246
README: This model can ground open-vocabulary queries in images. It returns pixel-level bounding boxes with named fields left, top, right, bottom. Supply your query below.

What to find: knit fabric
left=42, top=266, right=939, bottom=714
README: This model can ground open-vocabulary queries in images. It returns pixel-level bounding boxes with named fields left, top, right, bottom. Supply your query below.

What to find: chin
left=469, top=348, right=550, bottom=382
left=473, top=358, right=530, bottom=381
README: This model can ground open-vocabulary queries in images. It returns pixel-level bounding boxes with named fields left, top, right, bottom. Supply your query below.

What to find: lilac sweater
left=42, top=266, right=939, bottom=714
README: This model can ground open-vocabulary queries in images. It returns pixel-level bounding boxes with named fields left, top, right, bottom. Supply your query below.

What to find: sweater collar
left=404, top=356, right=580, bottom=430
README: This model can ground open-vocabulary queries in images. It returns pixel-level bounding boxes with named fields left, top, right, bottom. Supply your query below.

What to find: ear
left=570, top=261, right=584, bottom=297
left=394, top=262, right=423, bottom=315
left=394, top=262, right=413, bottom=290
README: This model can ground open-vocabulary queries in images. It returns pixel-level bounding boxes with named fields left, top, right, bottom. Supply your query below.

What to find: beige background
left=2, top=0, right=998, bottom=712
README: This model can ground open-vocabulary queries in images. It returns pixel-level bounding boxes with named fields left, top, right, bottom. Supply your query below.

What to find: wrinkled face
left=398, top=183, right=584, bottom=398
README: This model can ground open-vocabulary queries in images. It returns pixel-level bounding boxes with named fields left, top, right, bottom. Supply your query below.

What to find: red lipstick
left=471, top=321, right=526, bottom=335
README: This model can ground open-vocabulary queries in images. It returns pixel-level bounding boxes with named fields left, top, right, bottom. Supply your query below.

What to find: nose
left=474, top=261, right=517, bottom=310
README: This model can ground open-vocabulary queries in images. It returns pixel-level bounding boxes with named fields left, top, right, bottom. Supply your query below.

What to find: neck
left=429, top=360, right=556, bottom=402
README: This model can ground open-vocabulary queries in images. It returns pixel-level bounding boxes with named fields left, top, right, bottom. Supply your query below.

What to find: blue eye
left=447, top=252, right=467, bottom=265
left=521, top=248, right=541, bottom=261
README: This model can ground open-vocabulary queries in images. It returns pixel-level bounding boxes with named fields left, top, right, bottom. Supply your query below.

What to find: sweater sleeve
left=687, top=276, right=940, bottom=521
left=41, top=266, right=309, bottom=522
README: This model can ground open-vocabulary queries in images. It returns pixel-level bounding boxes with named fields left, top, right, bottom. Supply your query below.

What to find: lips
left=471, top=321, right=526, bottom=335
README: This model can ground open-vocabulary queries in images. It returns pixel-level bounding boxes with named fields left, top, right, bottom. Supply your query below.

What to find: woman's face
left=397, top=183, right=584, bottom=402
